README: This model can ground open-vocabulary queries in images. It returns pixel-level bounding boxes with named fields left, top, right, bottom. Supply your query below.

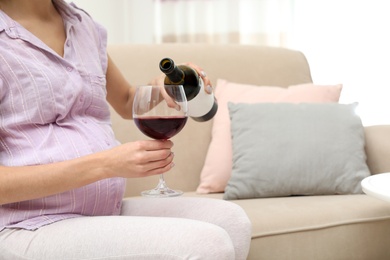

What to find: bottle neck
left=160, top=58, right=184, bottom=83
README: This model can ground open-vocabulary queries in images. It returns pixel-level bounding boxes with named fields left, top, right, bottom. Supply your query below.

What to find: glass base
left=141, top=174, right=183, bottom=198
left=141, top=188, right=183, bottom=198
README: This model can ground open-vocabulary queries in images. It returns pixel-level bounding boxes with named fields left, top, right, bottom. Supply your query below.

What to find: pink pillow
left=196, top=79, right=343, bottom=194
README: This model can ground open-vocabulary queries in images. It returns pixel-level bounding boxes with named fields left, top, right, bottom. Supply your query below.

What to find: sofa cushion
left=185, top=192, right=390, bottom=240
left=183, top=192, right=390, bottom=260
left=224, top=102, right=370, bottom=200
left=196, top=79, right=343, bottom=194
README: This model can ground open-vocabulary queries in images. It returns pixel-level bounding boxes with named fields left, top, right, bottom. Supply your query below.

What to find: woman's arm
left=105, top=55, right=136, bottom=119
left=0, top=140, right=174, bottom=205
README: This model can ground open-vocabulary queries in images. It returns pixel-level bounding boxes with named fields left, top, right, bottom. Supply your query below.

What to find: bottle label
left=188, top=78, right=215, bottom=118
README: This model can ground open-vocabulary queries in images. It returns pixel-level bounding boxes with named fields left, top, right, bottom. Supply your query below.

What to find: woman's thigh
left=120, top=197, right=252, bottom=260
left=0, top=215, right=234, bottom=260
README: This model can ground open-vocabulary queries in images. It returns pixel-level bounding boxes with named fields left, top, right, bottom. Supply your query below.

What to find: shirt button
left=66, top=66, right=73, bottom=72
left=82, top=119, right=87, bottom=124
left=66, top=40, right=71, bottom=47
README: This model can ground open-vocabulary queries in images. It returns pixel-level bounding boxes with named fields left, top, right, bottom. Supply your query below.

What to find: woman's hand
left=148, top=62, right=213, bottom=109
left=102, top=140, right=174, bottom=178
left=184, top=62, right=213, bottom=94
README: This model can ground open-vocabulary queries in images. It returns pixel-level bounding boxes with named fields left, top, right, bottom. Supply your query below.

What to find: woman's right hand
left=102, top=140, right=174, bottom=179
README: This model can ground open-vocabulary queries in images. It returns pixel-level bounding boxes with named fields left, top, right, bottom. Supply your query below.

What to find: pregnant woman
left=0, top=0, right=251, bottom=259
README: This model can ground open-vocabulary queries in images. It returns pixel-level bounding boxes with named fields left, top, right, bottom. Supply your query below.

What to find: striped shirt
left=0, top=0, right=125, bottom=231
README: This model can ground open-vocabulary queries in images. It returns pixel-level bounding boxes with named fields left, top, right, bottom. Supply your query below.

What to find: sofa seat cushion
left=183, top=192, right=390, bottom=259
left=185, top=192, right=390, bottom=238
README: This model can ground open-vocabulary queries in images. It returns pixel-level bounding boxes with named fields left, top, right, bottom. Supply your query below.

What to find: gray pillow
left=223, top=102, right=370, bottom=200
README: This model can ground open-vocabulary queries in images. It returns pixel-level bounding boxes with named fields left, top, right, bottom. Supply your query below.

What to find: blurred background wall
left=69, top=0, right=390, bottom=126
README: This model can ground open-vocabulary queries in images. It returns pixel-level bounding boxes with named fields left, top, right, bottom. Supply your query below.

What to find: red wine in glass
left=134, top=116, right=187, bottom=140
left=133, top=85, right=188, bottom=197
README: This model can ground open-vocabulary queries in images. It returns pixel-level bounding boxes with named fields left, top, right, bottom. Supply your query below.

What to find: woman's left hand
left=184, top=62, right=213, bottom=94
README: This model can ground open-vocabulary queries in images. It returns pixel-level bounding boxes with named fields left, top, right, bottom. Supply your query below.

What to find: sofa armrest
left=365, top=125, right=390, bottom=174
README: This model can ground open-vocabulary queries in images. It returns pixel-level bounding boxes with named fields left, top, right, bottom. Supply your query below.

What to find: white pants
left=0, top=197, right=251, bottom=260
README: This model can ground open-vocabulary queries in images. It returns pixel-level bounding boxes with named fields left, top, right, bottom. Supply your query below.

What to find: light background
left=69, top=0, right=390, bottom=126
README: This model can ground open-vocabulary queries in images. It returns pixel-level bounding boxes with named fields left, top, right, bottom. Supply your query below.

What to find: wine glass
left=133, top=84, right=188, bottom=197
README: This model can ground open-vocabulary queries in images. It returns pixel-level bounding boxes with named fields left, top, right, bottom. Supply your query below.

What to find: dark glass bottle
left=159, top=58, right=218, bottom=122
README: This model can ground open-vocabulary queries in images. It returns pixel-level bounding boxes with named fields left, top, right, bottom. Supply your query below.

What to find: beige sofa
left=108, top=44, right=390, bottom=260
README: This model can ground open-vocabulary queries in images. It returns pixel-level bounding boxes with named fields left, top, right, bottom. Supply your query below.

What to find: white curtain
left=71, top=0, right=390, bottom=126
left=70, top=0, right=294, bottom=46
left=153, top=0, right=294, bottom=46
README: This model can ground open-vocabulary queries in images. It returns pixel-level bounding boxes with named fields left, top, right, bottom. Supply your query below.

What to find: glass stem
left=156, top=174, right=168, bottom=190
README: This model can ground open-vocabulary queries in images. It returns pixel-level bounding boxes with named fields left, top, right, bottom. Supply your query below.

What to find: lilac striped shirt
left=0, top=0, right=125, bottom=231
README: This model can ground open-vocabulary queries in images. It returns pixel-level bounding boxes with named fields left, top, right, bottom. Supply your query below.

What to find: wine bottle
left=159, top=58, right=218, bottom=122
